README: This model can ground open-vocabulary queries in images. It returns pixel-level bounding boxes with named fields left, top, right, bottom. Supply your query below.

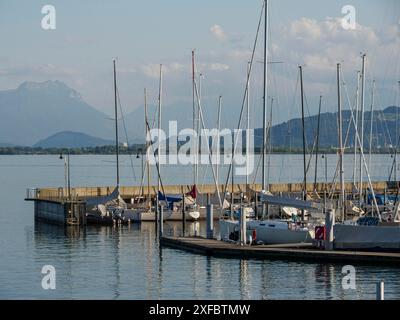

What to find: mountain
left=254, top=106, right=400, bottom=149
left=33, top=131, right=114, bottom=148
left=1, top=80, right=398, bottom=150
left=0, top=80, right=115, bottom=146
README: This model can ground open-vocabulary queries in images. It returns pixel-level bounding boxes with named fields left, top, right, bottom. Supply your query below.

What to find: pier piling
left=376, top=281, right=385, bottom=300
left=206, top=193, right=214, bottom=239
left=182, top=193, right=186, bottom=237
left=159, top=206, right=164, bottom=238
left=240, top=193, right=246, bottom=245
left=325, top=209, right=335, bottom=251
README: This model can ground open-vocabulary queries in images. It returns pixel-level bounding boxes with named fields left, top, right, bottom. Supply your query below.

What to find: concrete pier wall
left=32, top=199, right=86, bottom=226
left=34, top=200, right=66, bottom=225
left=32, top=181, right=393, bottom=201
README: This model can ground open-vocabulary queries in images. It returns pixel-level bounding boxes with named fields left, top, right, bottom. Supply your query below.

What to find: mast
left=368, top=80, right=375, bottom=169
left=299, top=65, right=307, bottom=203
left=216, top=96, right=222, bottom=187
left=359, top=54, right=366, bottom=203
left=192, top=50, right=196, bottom=188
left=314, top=95, right=322, bottom=191
left=246, top=62, right=251, bottom=187
left=262, top=0, right=269, bottom=191
left=144, top=88, right=151, bottom=206
left=157, top=64, right=163, bottom=211
left=396, top=81, right=400, bottom=182
left=353, top=72, right=360, bottom=191
left=113, top=59, right=120, bottom=190
left=267, top=97, right=273, bottom=187
left=196, top=73, right=203, bottom=188
left=337, top=63, right=345, bottom=221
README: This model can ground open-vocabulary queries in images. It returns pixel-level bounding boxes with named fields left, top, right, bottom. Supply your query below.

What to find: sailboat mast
left=246, top=61, right=251, bottom=187
left=299, top=65, right=307, bottom=201
left=267, top=97, right=273, bottom=187
left=196, top=73, right=203, bottom=188
left=262, top=0, right=269, bottom=191
left=113, top=59, right=120, bottom=189
left=192, top=50, right=196, bottom=188
left=157, top=64, right=163, bottom=205
left=337, top=63, right=345, bottom=221
left=359, top=54, right=366, bottom=203
left=144, top=88, right=150, bottom=205
left=368, top=80, right=375, bottom=168
left=314, top=95, right=322, bottom=191
left=396, top=81, right=400, bottom=182
left=216, top=96, right=222, bottom=187
left=353, top=71, right=360, bottom=190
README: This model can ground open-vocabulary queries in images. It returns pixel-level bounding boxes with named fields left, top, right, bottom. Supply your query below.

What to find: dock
left=160, top=236, right=400, bottom=266
left=24, top=181, right=397, bottom=200
left=25, top=180, right=400, bottom=226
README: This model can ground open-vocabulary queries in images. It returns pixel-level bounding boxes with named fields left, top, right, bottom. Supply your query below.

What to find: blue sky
left=0, top=0, right=399, bottom=126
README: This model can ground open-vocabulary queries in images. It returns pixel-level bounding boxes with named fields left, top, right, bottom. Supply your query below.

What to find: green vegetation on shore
left=0, top=145, right=396, bottom=155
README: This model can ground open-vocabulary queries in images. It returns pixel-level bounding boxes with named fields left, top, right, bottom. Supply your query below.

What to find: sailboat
left=86, top=60, right=132, bottom=225
left=184, top=184, right=200, bottom=220
left=219, top=0, right=316, bottom=244
left=129, top=67, right=175, bottom=222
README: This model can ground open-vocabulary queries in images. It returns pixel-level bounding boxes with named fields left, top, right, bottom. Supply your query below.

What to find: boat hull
left=219, top=219, right=313, bottom=244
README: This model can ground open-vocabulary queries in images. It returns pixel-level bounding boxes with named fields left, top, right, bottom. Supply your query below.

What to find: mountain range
left=33, top=131, right=114, bottom=148
left=0, top=80, right=398, bottom=149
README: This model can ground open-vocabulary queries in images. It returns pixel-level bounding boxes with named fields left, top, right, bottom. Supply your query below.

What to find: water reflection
left=239, top=260, right=251, bottom=299
left=24, top=220, right=400, bottom=299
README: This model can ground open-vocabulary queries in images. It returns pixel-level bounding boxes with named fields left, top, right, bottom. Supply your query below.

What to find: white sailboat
left=86, top=60, right=132, bottom=225
left=219, top=0, right=316, bottom=244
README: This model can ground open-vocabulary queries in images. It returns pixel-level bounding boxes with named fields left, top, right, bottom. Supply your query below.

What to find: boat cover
left=260, top=194, right=321, bottom=210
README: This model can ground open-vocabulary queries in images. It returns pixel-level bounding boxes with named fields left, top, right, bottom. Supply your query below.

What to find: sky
left=0, top=0, right=399, bottom=127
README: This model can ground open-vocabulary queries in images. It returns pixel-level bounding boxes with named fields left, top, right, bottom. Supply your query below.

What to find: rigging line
left=199, top=100, right=223, bottom=191
left=328, top=71, right=358, bottom=198
left=287, top=70, right=300, bottom=154
left=144, top=107, right=166, bottom=196
left=194, top=75, right=223, bottom=208
left=341, top=68, right=381, bottom=217
left=251, top=120, right=273, bottom=185
left=116, top=86, right=137, bottom=182
left=222, top=0, right=265, bottom=202
left=374, top=87, right=395, bottom=149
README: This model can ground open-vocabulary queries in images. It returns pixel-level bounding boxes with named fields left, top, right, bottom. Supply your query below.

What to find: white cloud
left=210, top=24, right=227, bottom=41
left=139, top=62, right=188, bottom=79
left=0, top=64, right=80, bottom=76
left=208, top=63, right=230, bottom=71
left=274, top=17, right=400, bottom=79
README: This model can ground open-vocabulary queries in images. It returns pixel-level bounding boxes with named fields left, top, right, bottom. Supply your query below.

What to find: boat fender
left=252, top=229, right=257, bottom=242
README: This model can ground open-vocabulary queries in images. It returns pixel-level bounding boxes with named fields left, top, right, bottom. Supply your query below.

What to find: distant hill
left=34, top=131, right=114, bottom=148
left=0, top=80, right=115, bottom=146
left=254, top=106, right=400, bottom=149
left=0, top=142, right=16, bottom=147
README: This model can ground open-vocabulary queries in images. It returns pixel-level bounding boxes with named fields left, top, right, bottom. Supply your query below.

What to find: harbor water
left=1, top=154, right=400, bottom=299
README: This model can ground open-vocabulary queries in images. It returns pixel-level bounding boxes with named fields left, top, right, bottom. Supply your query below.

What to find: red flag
left=186, top=185, right=197, bottom=199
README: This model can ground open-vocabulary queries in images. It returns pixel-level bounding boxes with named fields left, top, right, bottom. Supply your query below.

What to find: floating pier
left=25, top=180, right=400, bottom=226
left=160, top=236, right=400, bottom=266
left=25, top=188, right=86, bottom=226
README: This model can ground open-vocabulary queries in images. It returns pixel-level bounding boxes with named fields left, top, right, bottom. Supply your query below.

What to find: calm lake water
left=0, top=154, right=399, bottom=300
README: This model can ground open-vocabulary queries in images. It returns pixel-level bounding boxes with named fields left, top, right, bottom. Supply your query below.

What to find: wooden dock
left=160, top=236, right=400, bottom=266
